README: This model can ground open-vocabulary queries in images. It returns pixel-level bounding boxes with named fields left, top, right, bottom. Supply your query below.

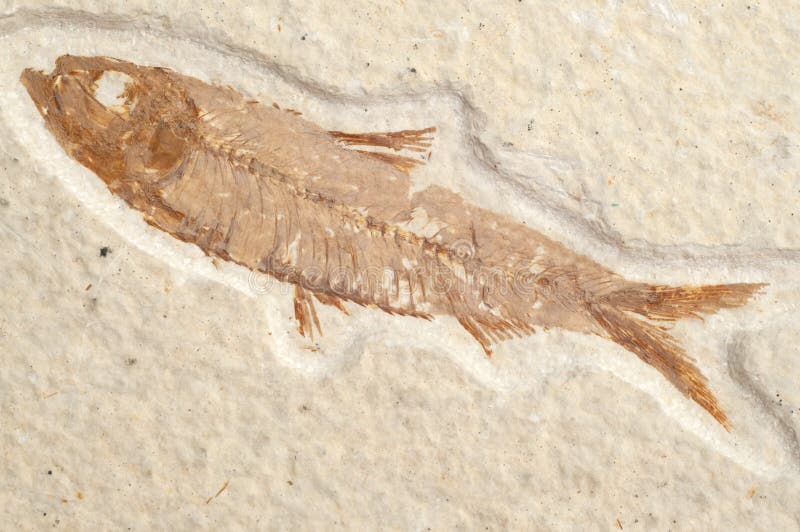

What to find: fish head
left=20, top=55, right=195, bottom=186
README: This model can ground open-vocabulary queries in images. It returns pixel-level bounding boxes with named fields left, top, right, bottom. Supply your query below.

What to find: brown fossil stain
left=21, top=55, right=767, bottom=428
left=205, top=480, right=229, bottom=505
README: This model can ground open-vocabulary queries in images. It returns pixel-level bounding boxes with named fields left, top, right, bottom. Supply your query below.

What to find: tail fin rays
left=590, top=282, right=764, bottom=428
left=589, top=303, right=731, bottom=429
left=604, top=283, right=766, bottom=322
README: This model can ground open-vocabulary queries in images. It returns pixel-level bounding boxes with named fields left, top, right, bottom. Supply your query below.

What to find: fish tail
left=588, top=281, right=765, bottom=428
left=601, top=282, right=767, bottom=322
left=588, top=302, right=730, bottom=428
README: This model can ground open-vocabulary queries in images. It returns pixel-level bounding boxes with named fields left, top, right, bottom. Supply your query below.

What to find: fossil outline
left=20, top=55, right=767, bottom=429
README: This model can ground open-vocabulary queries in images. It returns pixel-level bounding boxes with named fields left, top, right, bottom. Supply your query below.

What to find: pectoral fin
left=293, top=285, right=322, bottom=339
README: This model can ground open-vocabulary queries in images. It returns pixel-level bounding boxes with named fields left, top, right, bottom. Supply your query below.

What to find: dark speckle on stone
left=48, top=470, right=53, bottom=475
left=125, top=358, right=137, bottom=366
left=301, top=34, right=307, bottom=40
left=409, top=67, right=417, bottom=73
left=0, top=197, right=8, bottom=207
left=99, top=246, right=111, bottom=257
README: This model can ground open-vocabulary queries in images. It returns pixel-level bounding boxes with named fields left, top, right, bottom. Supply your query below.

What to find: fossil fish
left=21, top=55, right=765, bottom=428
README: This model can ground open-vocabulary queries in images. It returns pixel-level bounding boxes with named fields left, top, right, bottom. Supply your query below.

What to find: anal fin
left=457, top=315, right=495, bottom=356
left=456, top=314, right=535, bottom=357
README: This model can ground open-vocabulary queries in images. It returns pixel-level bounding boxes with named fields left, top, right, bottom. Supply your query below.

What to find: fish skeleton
left=21, top=55, right=765, bottom=428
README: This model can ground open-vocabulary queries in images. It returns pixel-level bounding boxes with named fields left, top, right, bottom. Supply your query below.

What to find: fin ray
left=314, top=292, right=350, bottom=315
left=354, top=150, right=426, bottom=173
left=293, top=285, right=322, bottom=339
left=589, top=303, right=730, bottom=429
left=602, top=282, right=767, bottom=321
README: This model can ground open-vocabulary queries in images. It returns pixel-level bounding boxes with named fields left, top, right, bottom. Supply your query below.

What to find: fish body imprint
left=21, top=55, right=765, bottom=428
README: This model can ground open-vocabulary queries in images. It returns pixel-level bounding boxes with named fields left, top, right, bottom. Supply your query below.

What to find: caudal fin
left=603, top=282, right=766, bottom=321
left=590, top=282, right=765, bottom=429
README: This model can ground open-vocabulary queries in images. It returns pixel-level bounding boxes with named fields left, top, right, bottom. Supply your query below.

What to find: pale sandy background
left=1, top=1, right=799, bottom=530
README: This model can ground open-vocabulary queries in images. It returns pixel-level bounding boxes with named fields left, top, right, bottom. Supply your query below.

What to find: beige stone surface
left=1, top=2, right=798, bottom=529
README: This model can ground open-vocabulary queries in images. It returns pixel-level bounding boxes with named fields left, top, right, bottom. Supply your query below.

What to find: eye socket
left=144, top=122, right=186, bottom=173
left=93, top=70, right=136, bottom=116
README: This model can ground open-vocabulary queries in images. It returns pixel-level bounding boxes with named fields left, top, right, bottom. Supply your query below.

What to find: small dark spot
left=12, top=157, right=18, bottom=163
left=287, top=480, right=293, bottom=486
left=301, top=34, right=307, bottom=40
left=365, top=62, right=370, bottom=67
left=43, top=513, right=47, bottom=517
left=99, top=246, right=111, bottom=257
left=125, top=358, right=137, bottom=366
left=0, top=197, right=9, bottom=207
left=595, top=130, right=599, bottom=135
left=409, top=67, right=417, bottom=73
left=48, top=470, right=53, bottom=475
left=299, top=404, right=309, bottom=412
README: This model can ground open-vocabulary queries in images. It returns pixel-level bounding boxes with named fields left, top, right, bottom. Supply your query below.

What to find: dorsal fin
left=354, top=150, right=427, bottom=174
left=329, top=127, right=435, bottom=173
left=329, top=126, right=435, bottom=152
